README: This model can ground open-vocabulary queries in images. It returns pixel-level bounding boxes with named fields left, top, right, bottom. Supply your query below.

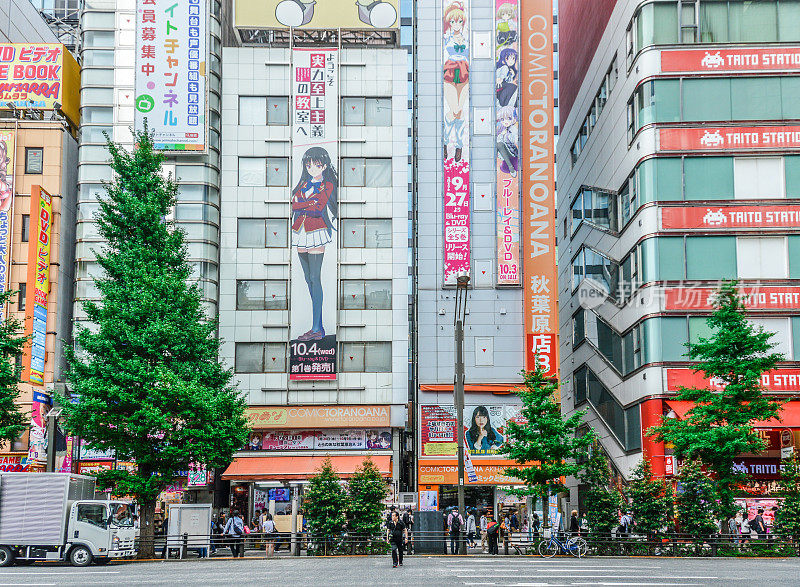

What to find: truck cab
left=65, top=501, right=137, bottom=565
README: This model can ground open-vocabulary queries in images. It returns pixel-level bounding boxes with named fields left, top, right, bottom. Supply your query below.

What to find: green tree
left=648, top=281, right=784, bottom=521
left=304, top=457, right=348, bottom=552
left=628, top=458, right=673, bottom=536
left=346, top=457, right=387, bottom=549
left=0, top=290, right=27, bottom=445
left=774, top=450, right=800, bottom=541
left=59, top=129, right=248, bottom=558
left=675, top=459, right=718, bottom=538
left=582, top=446, right=623, bottom=536
left=499, top=358, right=595, bottom=528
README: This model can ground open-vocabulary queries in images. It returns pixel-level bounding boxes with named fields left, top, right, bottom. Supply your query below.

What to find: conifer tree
left=648, top=281, right=784, bottom=520
left=581, top=446, right=623, bottom=536
left=774, top=451, right=800, bottom=541
left=304, top=457, right=348, bottom=552
left=675, top=459, right=718, bottom=538
left=347, top=457, right=387, bottom=547
left=59, top=129, right=248, bottom=558
left=499, top=357, right=594, bottom=528
left=0, top=290, right=27, bottom=445
left=628, top=458, right=673, bottom=536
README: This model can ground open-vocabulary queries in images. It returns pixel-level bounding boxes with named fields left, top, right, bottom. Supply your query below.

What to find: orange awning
left=419, top=383, right=522, bottom=394
left=221, top=455, right=392, bottom=481
left=665, top=399, right=800, bottom=427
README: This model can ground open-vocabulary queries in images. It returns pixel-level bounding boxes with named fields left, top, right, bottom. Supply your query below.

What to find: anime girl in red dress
left=291, top=146, right=338, bottom=341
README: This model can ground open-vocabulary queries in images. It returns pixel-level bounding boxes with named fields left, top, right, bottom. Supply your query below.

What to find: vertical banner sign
left=0, top=130, right=13, bottom=301
left=24, top=186, right=52, bottom=385
left=289, top=49, right=338, bottom=380
left=134, top=0, right=208, bottom=151
left=443, top=1, right=472, bottom=285
left=495, top=1, right=521, bottom=285
left=521, top=0, right=558, bottom=377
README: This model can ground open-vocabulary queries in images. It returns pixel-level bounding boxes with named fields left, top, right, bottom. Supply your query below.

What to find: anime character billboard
left=289, top=49, right=339, bottom=380
left=0, top=131, right=15, bottom=301
left=495, top=1, right=520, bottom=285
left=442, top=1, right=472, bottom=285
left=234, top=0, right=399, bottom=29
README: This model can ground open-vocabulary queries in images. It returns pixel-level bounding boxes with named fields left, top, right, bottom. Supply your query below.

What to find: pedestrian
left=223, top=509, right=246, bottom=557
left=727, top=515, right=739, bottom=546
left=447, top=508, right=464, bottom=554
left=752, top=508, right=768, bottom=539
left=386, top=505, right=397, bottom=526
left=619, top=510, right=633, bottom=538
left=580, top=513, right=589, bottom=537
left=402, top=507, right=414, bottom=554
left=479, top=510, right=488, bottom=552
left=569, top=509, right=580, bottom=537
left=466, top=509, right=477, bottom=548
left=532, top=512, right=540, bottom=539
left=740, top=515, right=752, bottom=545
left=263, top=512, right=277, bottom=558
left=486, top=514, right=500, bottom=555
left=510, top=509, right=519, bottom=533
left=386, top=510, right=408, bottom=568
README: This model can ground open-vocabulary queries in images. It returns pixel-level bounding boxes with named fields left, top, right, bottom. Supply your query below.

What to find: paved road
left=1, top=555, right=797, bottom=586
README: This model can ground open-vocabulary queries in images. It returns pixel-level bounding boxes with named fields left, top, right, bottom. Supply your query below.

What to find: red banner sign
left=667, top=368, right=800, bottom=392
left=665, top=286, right=800, bottom=311
left=662, top=205, right=800, bottom=230
left=660, top=126, right=800, bottom=151
left=662, top=47, right=800, bottom=73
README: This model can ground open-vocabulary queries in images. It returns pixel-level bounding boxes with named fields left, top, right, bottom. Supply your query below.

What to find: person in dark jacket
left=569, top=510, right=580, bottom=537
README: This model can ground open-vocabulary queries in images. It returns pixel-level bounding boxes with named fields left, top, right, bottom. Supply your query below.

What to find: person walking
left=752, top=509, right=768, bottom=539
left=569, top=510, right=580, bottom=537
left=486, top=514, right=500, bottom=555
left=402, top=508, right=414, bottom=554
left=532, top=512, right=540, bottom=540
left=386, top=510, right=408, bottom=568
left=262, top=512, right=277, bottom=558
left=447, top=508, right=465, bottom=555
left=479, top=511, right=488, bottom=552
left=466, top=509, right=477, bottom=548
left=223, top=510, right=245, bottom=557
left=727, top=515, right=739, bottom=546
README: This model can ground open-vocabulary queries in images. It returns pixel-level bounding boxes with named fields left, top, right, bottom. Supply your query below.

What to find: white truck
left=0, top=472, right=137, bottom=567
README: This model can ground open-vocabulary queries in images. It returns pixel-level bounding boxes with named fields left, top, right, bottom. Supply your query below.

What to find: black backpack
left=450, top=513, right=462, bottom=533
left=403, top=512, right=411, bottom=526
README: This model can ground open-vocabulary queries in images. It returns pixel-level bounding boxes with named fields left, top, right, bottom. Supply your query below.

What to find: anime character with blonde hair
left=443, top=1, right=470, bottom=163
left=275, top=0, right=397, bottom=28
left=496, top=2, right=517, bottom=46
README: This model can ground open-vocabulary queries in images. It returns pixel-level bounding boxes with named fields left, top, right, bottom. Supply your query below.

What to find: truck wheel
left=69, top=546, right=93, bottom=567
left=0, top=546, right=15, bottom=567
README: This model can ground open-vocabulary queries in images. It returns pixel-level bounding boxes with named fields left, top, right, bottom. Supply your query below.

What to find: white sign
left=134, top=0, right=208, bottom=151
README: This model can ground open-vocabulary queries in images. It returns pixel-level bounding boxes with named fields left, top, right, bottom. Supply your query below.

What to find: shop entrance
left=439, top=485, right=494, bottom=514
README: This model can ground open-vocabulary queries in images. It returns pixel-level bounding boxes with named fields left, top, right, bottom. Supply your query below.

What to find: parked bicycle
left=538, top=531, right=588, bottom=558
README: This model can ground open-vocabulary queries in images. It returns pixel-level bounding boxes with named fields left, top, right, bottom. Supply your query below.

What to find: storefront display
left=421, top=404, right=523, bottom=456
left=247, top=428, right=392, bottom=451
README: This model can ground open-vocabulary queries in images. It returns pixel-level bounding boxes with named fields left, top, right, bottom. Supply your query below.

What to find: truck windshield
left=109, top=502, right=134, bottom=527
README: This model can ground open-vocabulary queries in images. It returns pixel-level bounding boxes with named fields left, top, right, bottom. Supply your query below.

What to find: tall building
left=28, top=0, right=82, bottom=54
left=218, top=1, right=410, bottom=516
left=414, top=0, right=558, bottom=518
left=559, top=0, right=800, bottom=510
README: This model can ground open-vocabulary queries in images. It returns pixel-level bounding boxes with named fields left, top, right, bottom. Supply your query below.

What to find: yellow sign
left=235, top=0, right=399, bottom=29
left=25, top=186, right=53, bottom=385
left=0, top=44, right=80, bottom=127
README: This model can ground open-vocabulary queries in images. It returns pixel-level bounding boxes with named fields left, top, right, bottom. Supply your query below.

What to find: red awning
left=221, top=455, right=392, bottom=481
left=665, top=399, right=800, bottom=427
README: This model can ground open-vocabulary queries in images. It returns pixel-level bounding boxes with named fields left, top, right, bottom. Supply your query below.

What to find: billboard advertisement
left=521, top=0, right=557, bottom=377
left=665, top=286, right=800, bottom=311
left=234, top=0, right=399, bottom=29
left=248, top=428, right=392, bottom=450
left=25, top=186, right=52, bottom=385
left=245, top=405, right=391, bottom=428
left=134, top=0, right=207, bottom=151
left=662, top=205, right=800, bottom=230
left=0, top=130, right=12, bottom=300
left=495, top=0, right=521, bottom=286
left=443, top=1, right=472, bottom=285
left=289, top=48, right=338, bottom=380
left=667, top=368, right=800, bottom=393
left=660, top=126, right=800, bottom=151
left=0, top=44, right=80, bottom=126
left=420, top=404, right=525, bottom=457
left=662, top=47, right=800, bottom=73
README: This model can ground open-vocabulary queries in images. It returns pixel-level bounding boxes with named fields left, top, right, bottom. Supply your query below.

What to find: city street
left=1, top=556, right=798, bottom=586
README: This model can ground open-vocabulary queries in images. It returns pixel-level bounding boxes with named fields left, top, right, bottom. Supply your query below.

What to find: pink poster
left=259, top=430, right=315, bottom=450
left=443, top=1, right=471, bottom=285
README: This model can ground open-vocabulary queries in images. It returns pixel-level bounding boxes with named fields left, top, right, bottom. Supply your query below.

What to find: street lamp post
left=454, top=274, right=469, bottom=554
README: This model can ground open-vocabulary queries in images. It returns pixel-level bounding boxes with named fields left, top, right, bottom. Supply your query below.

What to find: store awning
left=419, top=383, right=522, bottom=394
left=665, top=399, right=800, bottom=427
left=221, top=455, right=392, bottom=481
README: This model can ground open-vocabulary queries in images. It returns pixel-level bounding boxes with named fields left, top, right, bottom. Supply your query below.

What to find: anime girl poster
left=0, top=131, right=15, bottom=297
left=289, top=49, right=339, bottom=380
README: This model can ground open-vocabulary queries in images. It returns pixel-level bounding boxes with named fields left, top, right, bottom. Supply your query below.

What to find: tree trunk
left=541, top=489, right=550, bottom=529
left=138, top=498, right=157, bottom=559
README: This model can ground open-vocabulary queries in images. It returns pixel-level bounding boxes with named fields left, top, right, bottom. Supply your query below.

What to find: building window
left=234, top=342, right=287, bottom=372
left=238, top=157, right=266, bottom=186
left=342, top=97, right=392, bottom=126
left=18, top=283, right=26, bottom=312
left=21, top=215, right=30, bottom=243
left=341, top=158, right=392, bottom=187
left=570, top=187, right=616, bottom=234
left=236, top=279, right=288, bottom=310
left=573, top=309, right=585, bottom=347
left=237, top=218, right=288, bottom=248
left=341, top=218, right=392, bottom=248
left=340, top=341, right=392, bottom=372
left=267, top=97, right=290, bottom=125
left=239, top=96, right=267, bottom=125
left=266, top=157, right=289, bottom=187
left=341, top=280, right=392, bottom=310
left=25, top=148, right=43, bottom=174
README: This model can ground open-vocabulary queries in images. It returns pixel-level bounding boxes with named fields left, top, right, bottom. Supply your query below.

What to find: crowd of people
left=210, top=509, right=281, bottom=558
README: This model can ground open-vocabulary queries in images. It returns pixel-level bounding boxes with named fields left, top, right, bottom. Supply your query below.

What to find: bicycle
left=537, top=531, right=588, bottom=558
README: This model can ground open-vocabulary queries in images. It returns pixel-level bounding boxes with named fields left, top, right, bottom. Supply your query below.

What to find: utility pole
left=454, top=274, right=469, bottom=554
